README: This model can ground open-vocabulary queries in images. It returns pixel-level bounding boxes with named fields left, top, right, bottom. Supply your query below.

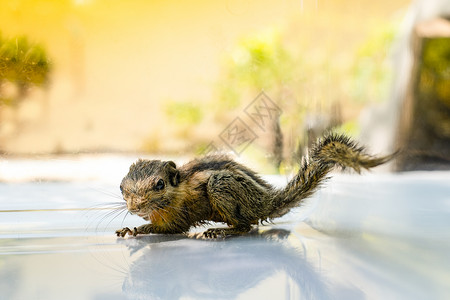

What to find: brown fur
left=116, top=133, right=395, bottom=238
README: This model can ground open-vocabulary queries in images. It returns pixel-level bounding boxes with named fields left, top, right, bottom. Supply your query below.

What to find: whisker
left=87, top=201, right=126, bottom=209
left=83, top=185, right=129, bottom=234
left=94, top=209, right=122, bottom=229
left=95, top=207, right=127, bottom=232
left=83, top=203, right=127, bottom=224
left=103, top=208, right=127, bottom=232
left=100, top=207, right=125, bottom=220
left=83, top=204, right=126, bottom=231
left=89, top=186, right=123, bottom=200
left=120, top=211, right=130, bottom=227
left=83, top=202, right=126, bottom=216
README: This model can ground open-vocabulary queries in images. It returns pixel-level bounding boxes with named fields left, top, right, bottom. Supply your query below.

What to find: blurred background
left=1, top=3, right=449, bottom=299
left=0, top=0, right=449, bottom=173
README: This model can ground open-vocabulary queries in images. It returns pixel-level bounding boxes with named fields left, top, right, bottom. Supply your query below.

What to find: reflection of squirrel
left=121, top=230, right=330, bottom=299
left=116, top=134, right=395, bottom=238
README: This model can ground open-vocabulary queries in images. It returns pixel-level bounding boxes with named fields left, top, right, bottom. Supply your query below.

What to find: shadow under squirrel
left=116, top=133, right=394, bottom=238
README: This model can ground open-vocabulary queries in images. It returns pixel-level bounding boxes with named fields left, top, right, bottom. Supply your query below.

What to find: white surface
left=0, top=157, right=449, bottom=299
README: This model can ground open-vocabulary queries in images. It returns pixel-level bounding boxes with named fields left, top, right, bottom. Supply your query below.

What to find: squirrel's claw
left=115, top=227, right=133, bottom=237
left=203, top=228, right=229, bottom=239
left=203, top=225, right=251, bottom=238
left=203, top=228, right=220, bottom=238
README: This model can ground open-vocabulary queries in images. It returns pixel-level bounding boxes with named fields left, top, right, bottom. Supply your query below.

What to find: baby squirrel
left=116, top=133, right=394, bottom=238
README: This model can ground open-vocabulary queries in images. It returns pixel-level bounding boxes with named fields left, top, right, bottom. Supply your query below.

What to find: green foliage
left=351, top=25, right=397, bottom=103
left=165, top=100, right=203, bottom=125
left=213, top=30, right=298, bottom=170
left=217, top=29, right=295, bottom=110
left=417, top=37, right=450, bottom=137
left=333, top=120, right=360, bottom=138
left=212, top=23, right=401, bottom=168
left=229, top=31, right=293, bottom=89
left=0, top=33, right=51, bottom=106
left=422, top=38, right=450, bottom=75
left=420, top=37, right=450, bottom=105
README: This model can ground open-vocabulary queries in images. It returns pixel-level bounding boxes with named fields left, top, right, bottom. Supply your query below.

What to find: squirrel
left=116, top=133, right=395, bottom=238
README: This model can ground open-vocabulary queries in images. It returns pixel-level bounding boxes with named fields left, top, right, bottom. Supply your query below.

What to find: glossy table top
left=1, top=158, right=449, bottom=299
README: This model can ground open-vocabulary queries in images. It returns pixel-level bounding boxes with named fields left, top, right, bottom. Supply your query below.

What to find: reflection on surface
left=120, top=229, right=330, bottom=300
left=0, top=171, right=449, bottom=299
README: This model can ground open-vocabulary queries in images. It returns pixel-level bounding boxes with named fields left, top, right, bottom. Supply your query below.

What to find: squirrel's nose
left=127, top=201, right=140, bottom=212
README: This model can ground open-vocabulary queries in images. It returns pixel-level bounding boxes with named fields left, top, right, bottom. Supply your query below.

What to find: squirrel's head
left=120, top=159, right=180, bottom=219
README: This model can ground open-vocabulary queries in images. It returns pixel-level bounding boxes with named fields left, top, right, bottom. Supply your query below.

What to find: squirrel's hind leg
left=206, top=170, right=262, bottom=238
left=203, top=224, right=251, bottom=238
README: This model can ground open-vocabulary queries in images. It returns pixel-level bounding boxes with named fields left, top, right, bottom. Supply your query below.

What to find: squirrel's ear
left=165, top=161, right=180, bottom=186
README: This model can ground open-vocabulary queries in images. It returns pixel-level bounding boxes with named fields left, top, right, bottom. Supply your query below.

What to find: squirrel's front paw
left=115, top=227, right=137, bottom=237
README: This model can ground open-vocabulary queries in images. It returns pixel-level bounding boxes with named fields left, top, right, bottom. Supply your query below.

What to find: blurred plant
left=213, top=23, right=400, bottom=170
left=216, top=30, right=295, bottom=109
left=417, top=37, right=450, bottom=137
left=350, top=24, right=396, bottom=104
left=228, top=31, right=293, bottom=90
left=165, top=100, right=203, bottom=126
left=215, top=29, right=296, bottom=169
left=395, top=35, right=450, bottom=171
left=0, top=33, right=51, bottom=108
left=158, top=100, right=204, bottom=150
left=420, top=38, right=450, bottom=106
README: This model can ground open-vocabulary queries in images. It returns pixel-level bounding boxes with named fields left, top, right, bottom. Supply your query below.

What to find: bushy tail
left=268, top=133, right=395, bottom=219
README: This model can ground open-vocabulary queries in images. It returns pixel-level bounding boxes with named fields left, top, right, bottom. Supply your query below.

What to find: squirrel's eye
left=155, top=179, right=165, bottom=191
left=120, top=184, right=124, bottom=193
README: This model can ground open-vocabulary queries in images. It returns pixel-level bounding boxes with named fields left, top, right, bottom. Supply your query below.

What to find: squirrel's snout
left=127, top=199, right=142, bottom=213
left=127, top=206, right=139, bottom=213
